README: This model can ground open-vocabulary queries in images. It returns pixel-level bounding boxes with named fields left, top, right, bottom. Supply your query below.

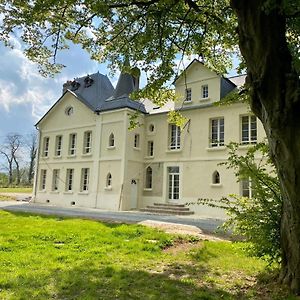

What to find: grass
left=0, top=187, right=32, bottom=194
left=0, top=211, right=297, bottom=300
left=0, top=195, right=15, bottom=201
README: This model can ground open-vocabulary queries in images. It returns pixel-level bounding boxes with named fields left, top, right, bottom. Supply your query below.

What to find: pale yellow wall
left=175, top=61, right=221, bottom=109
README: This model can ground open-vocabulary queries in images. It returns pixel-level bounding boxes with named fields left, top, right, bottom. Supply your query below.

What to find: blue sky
left=0, top=38, right=239, bottom=141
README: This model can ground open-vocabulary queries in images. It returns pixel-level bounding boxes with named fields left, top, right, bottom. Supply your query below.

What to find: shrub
left=194, top=142, right=282, bottom=263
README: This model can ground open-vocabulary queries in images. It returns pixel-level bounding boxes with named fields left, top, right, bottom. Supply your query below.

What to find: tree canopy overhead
left=1, top=0, right=300, bottom=294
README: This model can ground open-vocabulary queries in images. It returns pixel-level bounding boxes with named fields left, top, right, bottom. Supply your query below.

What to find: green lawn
left=0, top=211, right=296, bottom=300
left=0, top=187, right=32, bottom=194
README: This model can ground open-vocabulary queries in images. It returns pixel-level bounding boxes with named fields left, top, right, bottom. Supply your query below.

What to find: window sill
left=38, top=190, right=46, bottom=193
left=64, top=191, right=73, bottom=195
left=53, top=155, right=62, bottom=159
left=78, top=191, right=89, bottom=195
left=107, top=146, right=115, bottom=150
left=133, top=147, right=141, bottom=151
left=166, top=149, right=182, bottom=153
left=210, top=183, right=223, bottom=188
left=199, top=97, right=210, bottom=102
left=41, top=156, right=49, bottom=160
left=144, top=156, right=154, bottom=159
left=82, top=153, right=92, bottom=157
left=206, top=146, right=226, bottom=151
left=239, top=143, right=257, bottom=149
left=184, top=100, right=193, bottom=104
left=50, top=191, right=59, bottom=194
left=67, top=155, right=76, bottom=158
left=143, top=188, right=152, bottom=192
left=104, top=186, right=112, bottom=191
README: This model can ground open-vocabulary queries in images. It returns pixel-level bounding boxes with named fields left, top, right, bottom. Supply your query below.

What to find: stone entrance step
left=140, top=202, right=194, bottom=216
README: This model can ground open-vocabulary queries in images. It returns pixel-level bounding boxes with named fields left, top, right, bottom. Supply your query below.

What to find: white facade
left=33, top=60, right=265, bottom=218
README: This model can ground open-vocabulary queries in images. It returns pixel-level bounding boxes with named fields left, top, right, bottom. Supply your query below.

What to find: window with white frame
left=43, top=137, right=49, bottom=157
left=134, top=134, right=140, bottom=148
left=69, top=133, right=77, bottom=155
left=83, top=131, right=92, bottom=154
left=185, top=88, right=192, bottom=102
left=241, top=115, right=257, bottom=144
left=81, top=168, right=90, bottom=192
left=168, top=166, right=180, bottom=200
left=169, top=124, right=181, bottom=150
left=108, top=133, right=115, bottom=147
left=55, top=135, right=62, bottom=156
left=147, top=141, right=154, bottom=157
left=201, top=84, right=209, bottom=99
left=40, top=169, right=47, bottom=190
left=106, top=173, right=112, bottom=187
left=66, top=169, right=74, bottom=191
left=210, top=118, right=224, bottom=147
left=212, top=171, right=220, bottom=184
left=145, top=166, right=152, bottom=189
left=52, top=169, right=60, bottom=191
left=240, top=178, right=255, bottom=198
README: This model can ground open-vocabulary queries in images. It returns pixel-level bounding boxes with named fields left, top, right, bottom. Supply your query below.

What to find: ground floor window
left=81, top=168, right=90, bottom=192
left=145, top=166, right=152, bottom=189
left=52, top=169, right=60, bottom=191
left=40, top=169, right=47, bottom=190
left=168, top=166, right=179, bottom=200
left=66, top=169, right=74, bottom=191
left=241, top=179, right=254, bottom=198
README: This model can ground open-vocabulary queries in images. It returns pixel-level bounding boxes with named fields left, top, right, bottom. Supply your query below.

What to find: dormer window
left=71, top=80, right=80, bottom=91
left=185, top=88, right=192, bottom=102
left=201, top=84, right=208, bottom=99
left=84, top=75, right=94, bottom=88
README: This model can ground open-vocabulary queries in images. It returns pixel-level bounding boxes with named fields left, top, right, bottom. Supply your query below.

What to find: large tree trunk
left=231, top=0, right=300, bottom=294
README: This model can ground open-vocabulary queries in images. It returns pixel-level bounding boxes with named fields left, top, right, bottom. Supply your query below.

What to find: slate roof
left=64, top=72, right=115, bottom=110
left=99, top=69, right=147, bottom=113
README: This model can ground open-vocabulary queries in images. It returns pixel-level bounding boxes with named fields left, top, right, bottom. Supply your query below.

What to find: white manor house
left=33, top=59, right=265, bottom=217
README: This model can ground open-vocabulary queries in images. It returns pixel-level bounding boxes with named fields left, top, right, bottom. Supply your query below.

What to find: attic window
left=65, top=106, right=74, bottom=116
left=153, top=106, right=160, bottom=110
left=71, top=80, right=80, bottom=91
left=84, top=75, right=94, bottom=88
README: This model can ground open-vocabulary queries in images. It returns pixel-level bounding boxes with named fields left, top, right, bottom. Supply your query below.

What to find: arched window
left=212, top=171, right=220, bottom=184
left=106, top=173, right=112, bottom=187
left=108, top=133, right=115, bottom=147
left=145, top=167, right=152, bottom=189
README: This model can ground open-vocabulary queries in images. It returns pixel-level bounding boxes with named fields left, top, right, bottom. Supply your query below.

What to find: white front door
left=130, top=179, right=138, bottom=209
left=168, top=166, right=180, bottom=202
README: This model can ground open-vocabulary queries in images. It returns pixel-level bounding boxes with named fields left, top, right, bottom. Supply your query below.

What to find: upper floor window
left=201, top=84, right=209, bottom=99
left=81, top=168, right=90, bottom=192
left=149, top=124, right=155, bottom=133
left=69, top=133, right=77, bottom=156
left=169, top=124, right=181, bottom=150
left=83, top=131, right=92, bottom=154
left=210, top=118, right=224, bottom=147
left=40, top=169, right=47, bottom=190
left=108, top=133, right=115, bottom=147
left=43, top=137, right=49, bottom=157
left=55, top=135, right=62, bottom=156
left=52, top=169, right=60, bottom=191
left=241, top=115, right=257, bottom=145
left=147, top=141, right=154, bottom=157
left=66, top=168, right=74, bottom=191
left=134, top=134, right=140, bottom=148
left=106, top=173, right=112, bottom=188
left=145, top=166, right=152, bottom=189
left=185, top=88, right=192, bottom=102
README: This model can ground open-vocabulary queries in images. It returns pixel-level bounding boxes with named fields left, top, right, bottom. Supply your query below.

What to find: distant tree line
left=0, top=132, right=37, bottom=187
